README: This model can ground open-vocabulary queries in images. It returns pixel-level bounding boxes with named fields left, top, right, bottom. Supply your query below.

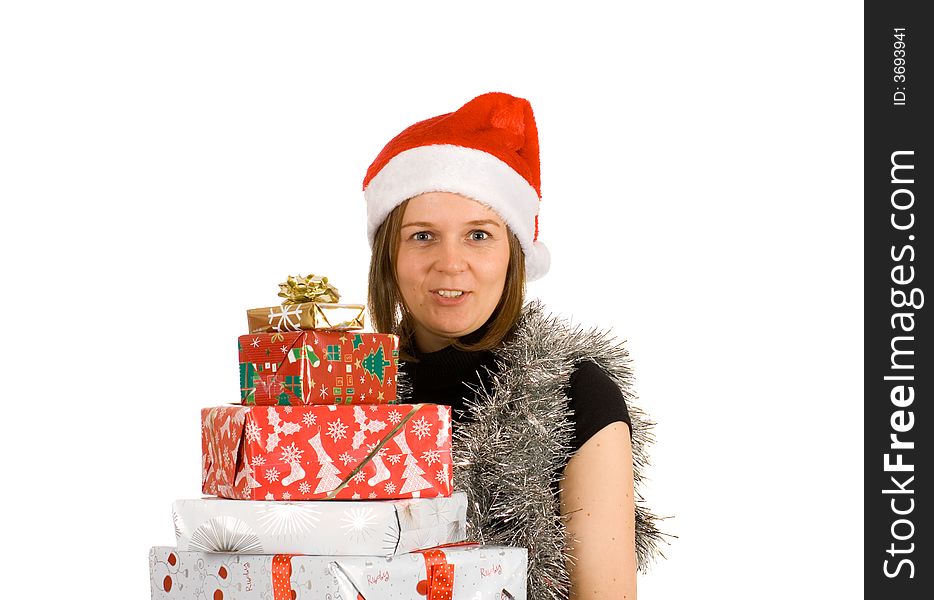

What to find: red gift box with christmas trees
left=202, top=403, right=453, bottom=501
left=239, top=330, right=399, bottom=405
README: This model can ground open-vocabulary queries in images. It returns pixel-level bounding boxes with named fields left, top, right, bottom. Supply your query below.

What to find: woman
left=363, top=92, right=663, bottom=599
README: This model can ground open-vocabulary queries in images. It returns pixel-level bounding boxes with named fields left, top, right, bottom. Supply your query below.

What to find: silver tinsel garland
left=452, top=300, right=667, bottom=600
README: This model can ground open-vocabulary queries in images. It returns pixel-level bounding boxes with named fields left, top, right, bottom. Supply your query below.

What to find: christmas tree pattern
left=235, top=461, right=261, bottom=492
left=394, top=429, right=432, bottom=495
left=361, top=344, right=391, bottom=384
left=308, top=431, right=342, bottom=494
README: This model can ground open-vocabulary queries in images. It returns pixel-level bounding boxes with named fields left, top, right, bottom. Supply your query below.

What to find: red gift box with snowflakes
left=239, top=330, right=399, bottom=405
left=202, top=404, right=453, bottom=501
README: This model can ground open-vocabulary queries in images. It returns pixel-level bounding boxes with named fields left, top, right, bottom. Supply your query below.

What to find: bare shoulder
left=560, top=422, right=637, bottom=598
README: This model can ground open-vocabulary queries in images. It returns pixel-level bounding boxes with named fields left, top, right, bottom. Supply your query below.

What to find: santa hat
left=363, top=92, right=550, bottom=281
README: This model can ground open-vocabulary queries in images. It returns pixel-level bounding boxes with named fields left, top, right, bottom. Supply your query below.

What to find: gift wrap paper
left=247, top=302, right=365, bottom=334
left=202, top=404, right=453, bottom=501
left=239, top=330, right=399, bottom=406
left=173, top=492, right=467, bottom=555
left=149, top=544, right=527, bottom=600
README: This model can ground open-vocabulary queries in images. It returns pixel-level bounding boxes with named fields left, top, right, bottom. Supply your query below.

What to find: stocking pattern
left=281, top=453, right=307, bottom=487
left=367, top=453, right=391, bottom=487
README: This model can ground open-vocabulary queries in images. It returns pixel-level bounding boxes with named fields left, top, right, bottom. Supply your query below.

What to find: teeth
left=436, top=290, right=464, bottom=298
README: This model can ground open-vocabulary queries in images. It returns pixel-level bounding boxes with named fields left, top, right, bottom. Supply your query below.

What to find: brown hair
left=368, top=199, right=526, bottom=360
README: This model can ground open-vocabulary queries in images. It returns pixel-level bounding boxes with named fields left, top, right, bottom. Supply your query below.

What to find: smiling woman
left=396, top=193, right=511, bottom=352
left=362, top=92, right=665, bottom=600
left=368, top=193, right=527, bottom=360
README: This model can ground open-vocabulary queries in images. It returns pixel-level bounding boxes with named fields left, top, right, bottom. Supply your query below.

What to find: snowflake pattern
left=250, top=338, right=261, bottom=348
left=282, top=492, right=291, bottom=500
left=280, top=443, right=303, bottom=464
left=384, top=482, right=396, bottom=494
left=283, top=406, right=292, bottom=414
left=435, top=464, right=450, bottom=486
left=352, top=470, right=367, bottom=484
left=351, top=492, right=361, bottom=499
left=298, top=482, right=310, bottom=494
left=251, top=456, right=266, bottom=467
left=387, top=453, right=402, bottom=465
left=280, top=345, right=289, bottom=354
left=327, top=419, right=348, bottom=442
left=338, top=452, right=354, bottom=466
left=368, top=492, right=377, bottom=499
left=302, top=412, right=317, bottom=427
left=388, top=410, right=401, bottom=425
left=359, top=375, right=365, bottom=385
left=244, top=421, right=262, bottom=443
left=265, top=467, right=280, bottom=483
left=319, top=384, right=329, bottom=399
left=359, top=393, right=366, bottom=402
left=421, top=449, right=441, bottom=466
left=411, top=416, right=432, bottom=439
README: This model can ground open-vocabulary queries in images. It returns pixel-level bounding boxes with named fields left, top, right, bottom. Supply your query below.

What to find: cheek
left=394, top=256, right=424, bottom=302
left=477, top=246, right=510, bottom=299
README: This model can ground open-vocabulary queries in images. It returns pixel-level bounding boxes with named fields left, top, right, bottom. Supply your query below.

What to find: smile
left=434, top=289, right=466, bottom=298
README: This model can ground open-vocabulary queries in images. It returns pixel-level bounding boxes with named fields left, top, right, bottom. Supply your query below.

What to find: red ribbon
left=272, top=554, right=295, bottom=600
left=415, top=548, right=456, bottom=600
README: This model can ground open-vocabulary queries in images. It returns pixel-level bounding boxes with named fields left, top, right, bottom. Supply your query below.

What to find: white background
left=0, top=1, right=862, bottom=598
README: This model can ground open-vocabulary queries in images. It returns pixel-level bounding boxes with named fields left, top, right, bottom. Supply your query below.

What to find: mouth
left=429, top=288, right=470, bottom=302
left=431, top=289, right=469, bottom=299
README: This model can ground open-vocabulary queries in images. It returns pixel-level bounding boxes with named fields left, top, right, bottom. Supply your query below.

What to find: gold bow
left=277, top=274, right=340, bottom=305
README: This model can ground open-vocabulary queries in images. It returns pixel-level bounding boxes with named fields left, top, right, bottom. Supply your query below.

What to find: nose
left=433, top=239, right=468, bottom=274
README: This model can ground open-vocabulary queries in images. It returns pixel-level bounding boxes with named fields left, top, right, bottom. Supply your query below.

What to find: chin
left=430, top=320, right=479, bottom=339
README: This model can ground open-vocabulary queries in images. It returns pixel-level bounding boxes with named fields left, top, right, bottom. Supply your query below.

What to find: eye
left=412, top=231, right=433, bottom=242
left=469, top=230, right=491, bottom=241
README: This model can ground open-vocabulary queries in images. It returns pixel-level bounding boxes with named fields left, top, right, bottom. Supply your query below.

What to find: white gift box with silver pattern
left=172, top=491, right=466, bottom=556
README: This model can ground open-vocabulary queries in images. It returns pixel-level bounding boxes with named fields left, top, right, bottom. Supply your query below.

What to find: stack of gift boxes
left=148, top=277, right=528, bottom=599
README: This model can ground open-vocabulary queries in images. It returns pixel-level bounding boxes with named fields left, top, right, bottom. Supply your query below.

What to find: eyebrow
left=401, top=219, right=503, bottom=229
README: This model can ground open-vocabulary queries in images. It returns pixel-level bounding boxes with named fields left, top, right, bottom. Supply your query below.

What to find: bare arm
left=559, top=421, right=637, bottom=599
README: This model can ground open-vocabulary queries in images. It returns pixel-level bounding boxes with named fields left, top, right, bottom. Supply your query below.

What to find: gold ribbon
left=278, top=274, right=340, bottom=305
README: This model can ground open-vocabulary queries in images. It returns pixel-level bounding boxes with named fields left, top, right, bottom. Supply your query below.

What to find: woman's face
left=396, top=192, right=511, bottom=353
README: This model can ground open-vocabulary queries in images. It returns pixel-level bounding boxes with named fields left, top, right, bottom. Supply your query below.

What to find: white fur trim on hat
left=364, top=144, right=549, bottom=281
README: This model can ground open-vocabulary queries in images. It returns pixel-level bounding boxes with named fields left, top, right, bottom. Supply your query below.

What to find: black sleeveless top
left=399, top=345, right=631, bottom=452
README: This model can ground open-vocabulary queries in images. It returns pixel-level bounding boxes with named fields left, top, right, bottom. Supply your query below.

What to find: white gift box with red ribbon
left=149, top=543, right=527, bottom=600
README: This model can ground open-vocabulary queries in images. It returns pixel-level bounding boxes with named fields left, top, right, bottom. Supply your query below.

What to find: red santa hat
left=363, top=92, right=550, bottom=281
